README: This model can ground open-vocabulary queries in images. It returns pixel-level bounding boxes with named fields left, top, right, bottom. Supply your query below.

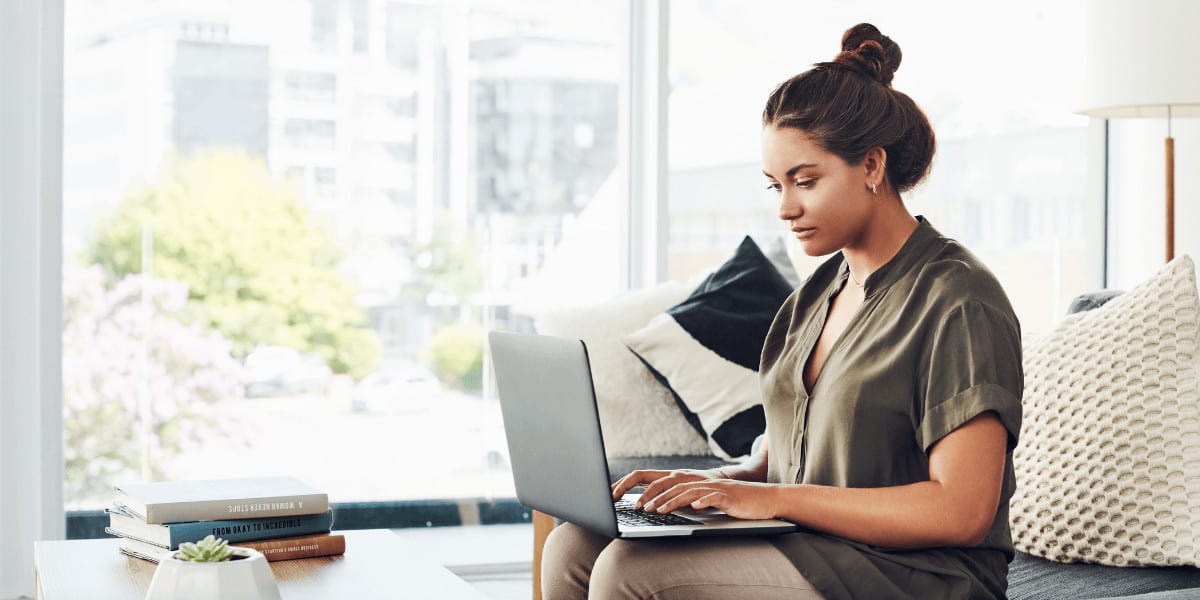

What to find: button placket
left=791, top=315, right=821, bottom=486
left=791, top=390, right=806, bottom=459
left=795, top=391, right=810, bottom=482
left=789, top=462, right=803, bottom=485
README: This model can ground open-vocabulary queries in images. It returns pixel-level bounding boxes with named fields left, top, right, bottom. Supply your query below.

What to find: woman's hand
left=610, top=469, right=725, bottom=508
left=642, top=479, right=782, bottom=521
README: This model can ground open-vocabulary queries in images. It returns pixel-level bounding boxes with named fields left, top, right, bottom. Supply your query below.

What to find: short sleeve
left=915, top=300, right=1024, bottom=454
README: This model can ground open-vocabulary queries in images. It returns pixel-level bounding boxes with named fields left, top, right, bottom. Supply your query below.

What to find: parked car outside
left=242, top=345, right=333, bottom=398
left=350, top=361, right=442, bottom=413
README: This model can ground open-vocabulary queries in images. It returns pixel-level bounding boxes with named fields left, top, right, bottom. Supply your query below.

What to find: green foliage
left=429, top=322, right=485, bottom=391
left=83, top=150, right=380, bottom=379
left=411, top=216, right=486, bottom=392
left=178, top=535, right=234, bottom=562
left=409, top=213, right=484, bottom=307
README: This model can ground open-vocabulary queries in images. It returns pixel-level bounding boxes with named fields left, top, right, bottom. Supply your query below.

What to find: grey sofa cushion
left=1008, top=552, right=1200, bottom=599
left=1068, top=290, right=1124, bottom=314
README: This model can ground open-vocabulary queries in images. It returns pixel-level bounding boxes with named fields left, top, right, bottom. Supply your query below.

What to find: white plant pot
left=145, top=547, right=282, bottom=600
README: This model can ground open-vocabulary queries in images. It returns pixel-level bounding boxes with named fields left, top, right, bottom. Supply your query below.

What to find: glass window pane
left=668, top=1, right=1094, bottom=333
left=1107, top=118, right=1200, bottom=287
left=63, top=0, right=619, bottom=509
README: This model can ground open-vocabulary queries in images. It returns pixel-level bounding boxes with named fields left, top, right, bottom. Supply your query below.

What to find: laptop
left=488, top=331, right=796, bottom=538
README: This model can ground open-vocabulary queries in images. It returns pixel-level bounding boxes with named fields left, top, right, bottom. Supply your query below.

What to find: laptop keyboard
left=614, top=499, right=700, bottom=527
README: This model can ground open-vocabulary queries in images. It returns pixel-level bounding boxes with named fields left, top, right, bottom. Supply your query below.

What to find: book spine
left=235, top=533, right=346, bottom=562
left=146, top=493, right=329, bottom=524
left=167, top=510, right=333, bottom=548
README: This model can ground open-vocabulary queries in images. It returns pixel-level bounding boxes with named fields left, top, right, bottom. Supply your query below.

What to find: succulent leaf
left=177, top=534, right=234, bottom=562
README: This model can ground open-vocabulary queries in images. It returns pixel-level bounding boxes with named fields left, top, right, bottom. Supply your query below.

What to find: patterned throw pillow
left=534, top=279, right=712, bottom=458
left=1011, top=256, right=1200, bottom=567
left=622, top=237, right=794, bottom=459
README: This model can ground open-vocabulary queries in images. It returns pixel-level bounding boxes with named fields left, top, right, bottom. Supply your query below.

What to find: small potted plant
left=144, top=535, right=281, bottom=600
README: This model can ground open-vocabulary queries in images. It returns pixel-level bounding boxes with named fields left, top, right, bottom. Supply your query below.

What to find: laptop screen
left=488, top=331, right=620, bottom=537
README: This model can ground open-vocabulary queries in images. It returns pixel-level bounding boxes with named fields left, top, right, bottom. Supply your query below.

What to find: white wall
left=0, top=0, right=66, bottom=597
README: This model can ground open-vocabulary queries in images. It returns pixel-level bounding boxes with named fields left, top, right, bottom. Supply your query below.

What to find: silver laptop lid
left=488, top=331, right=619, bottom=537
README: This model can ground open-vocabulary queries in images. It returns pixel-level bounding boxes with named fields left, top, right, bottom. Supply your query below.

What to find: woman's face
left=761, top=126, right=873, bottom=256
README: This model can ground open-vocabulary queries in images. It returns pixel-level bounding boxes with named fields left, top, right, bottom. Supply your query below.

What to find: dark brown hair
left=762, top=23, right=935, bottom=193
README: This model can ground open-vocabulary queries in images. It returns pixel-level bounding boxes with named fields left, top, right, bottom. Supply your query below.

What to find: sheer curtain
left=0, top=0, right=65, bottom=596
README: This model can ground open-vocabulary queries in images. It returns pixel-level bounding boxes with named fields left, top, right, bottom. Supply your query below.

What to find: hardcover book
left=105, top=506, right=334, bottom=549
left=118, top=532, right=347, bottom=563
left=235, top=532, right=347, bottom=562
left=112, top=476, right=328, bottom=524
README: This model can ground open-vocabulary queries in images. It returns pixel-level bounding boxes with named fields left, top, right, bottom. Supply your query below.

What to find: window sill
left=66, top=497, right=532, bottom=540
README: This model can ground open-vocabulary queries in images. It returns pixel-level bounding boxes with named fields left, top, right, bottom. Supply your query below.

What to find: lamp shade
left=1079, top=0, right=1200, bottom=118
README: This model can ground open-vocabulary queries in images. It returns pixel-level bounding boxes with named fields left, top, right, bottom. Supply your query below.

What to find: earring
left=870, top=183, right=878, bottom=195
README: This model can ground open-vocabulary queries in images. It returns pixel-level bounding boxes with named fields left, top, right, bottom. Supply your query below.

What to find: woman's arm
left=645, top=412, right=1008, bottom=548
left=714, top=438, right=769, bottom=481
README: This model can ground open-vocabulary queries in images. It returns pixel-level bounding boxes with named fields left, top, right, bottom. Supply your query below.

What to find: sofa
left=533, top=452, right=1200, bottom=599
left=598, top=457, right=1200, bottom=600
left=527, top=237, right=1200, bottom=599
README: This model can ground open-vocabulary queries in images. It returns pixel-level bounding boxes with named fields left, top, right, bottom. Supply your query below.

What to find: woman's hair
left=762, top=23, right=935, bottom=193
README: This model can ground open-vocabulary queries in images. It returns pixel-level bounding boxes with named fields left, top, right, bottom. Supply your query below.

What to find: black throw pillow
left=622, top=236, right=794, bottom=458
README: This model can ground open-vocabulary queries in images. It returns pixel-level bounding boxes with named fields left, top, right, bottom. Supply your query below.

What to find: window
left=314, top=166, right=337, bottom=198
left=285, top=71, right=337, bottom=104
left=62, top=0, right=620, bottom=510
left=1106, top=118, right=1200, bottom=288
left=310, top=0, right=338, bottom=53
left=668, top=0, right=1098, bottom=333
left=58, top=0, right=1109, bottom=516
left=284, top=118, right=337, bottom=150
left=351, top=0, right=369, bottom=53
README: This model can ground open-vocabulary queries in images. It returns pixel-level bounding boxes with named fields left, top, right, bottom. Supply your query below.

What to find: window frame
left=620, top=0, right=670, bottom=288
left=1, top=0, right=67, bottom=593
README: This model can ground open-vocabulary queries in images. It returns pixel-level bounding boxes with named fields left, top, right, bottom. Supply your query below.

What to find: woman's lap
left=542, top=522, right=824, bottom=600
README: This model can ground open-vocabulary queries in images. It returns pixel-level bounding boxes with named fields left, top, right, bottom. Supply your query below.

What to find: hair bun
left=832, top=23, right=902, bottom=87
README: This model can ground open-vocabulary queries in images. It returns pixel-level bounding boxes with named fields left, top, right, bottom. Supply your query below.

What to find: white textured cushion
left=533, top=281, right=711, bottom=458
left=1012, top=255, right=1200, bottom=567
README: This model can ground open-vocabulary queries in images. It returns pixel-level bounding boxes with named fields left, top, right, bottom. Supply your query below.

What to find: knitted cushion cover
left=1012, top=256, right=1200, bottom=567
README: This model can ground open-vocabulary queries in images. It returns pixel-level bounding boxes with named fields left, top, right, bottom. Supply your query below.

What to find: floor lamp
left=1078, top=0, right=1200, bottom=263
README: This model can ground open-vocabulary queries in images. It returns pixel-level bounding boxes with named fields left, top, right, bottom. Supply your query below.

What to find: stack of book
left=105, top=476, right=345, bottom=563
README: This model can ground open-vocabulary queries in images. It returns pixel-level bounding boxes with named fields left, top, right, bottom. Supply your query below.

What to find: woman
left=542, top=23, right=1023, bottom=600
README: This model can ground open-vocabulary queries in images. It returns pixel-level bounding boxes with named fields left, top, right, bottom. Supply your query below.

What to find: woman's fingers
left=637, top=475, right=683, bottom=507
left=612, top=469, right=722, bottom=507
left=655, top=482, right=779, bottom=520
left=641, top=478, right=711, bottom=512
left=610, top=471, right=642, bottom=500
left=610, top=469, right=668, bottom=501
left=688, top=491, right=726, bottom=511
left=648, top=486, right=719, bottom=514
left=636, top=471, right=710, bottom=508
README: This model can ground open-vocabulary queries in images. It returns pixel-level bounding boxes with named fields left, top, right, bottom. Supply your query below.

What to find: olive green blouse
left=760, top=218, right=1024, bottom=600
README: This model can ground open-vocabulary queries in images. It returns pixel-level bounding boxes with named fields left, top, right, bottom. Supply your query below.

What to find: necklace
left=848, top=270, right=865, bottom=288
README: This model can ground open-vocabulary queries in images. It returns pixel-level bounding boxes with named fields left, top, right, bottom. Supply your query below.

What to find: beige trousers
left=542, top=523, right=825, bottom=600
